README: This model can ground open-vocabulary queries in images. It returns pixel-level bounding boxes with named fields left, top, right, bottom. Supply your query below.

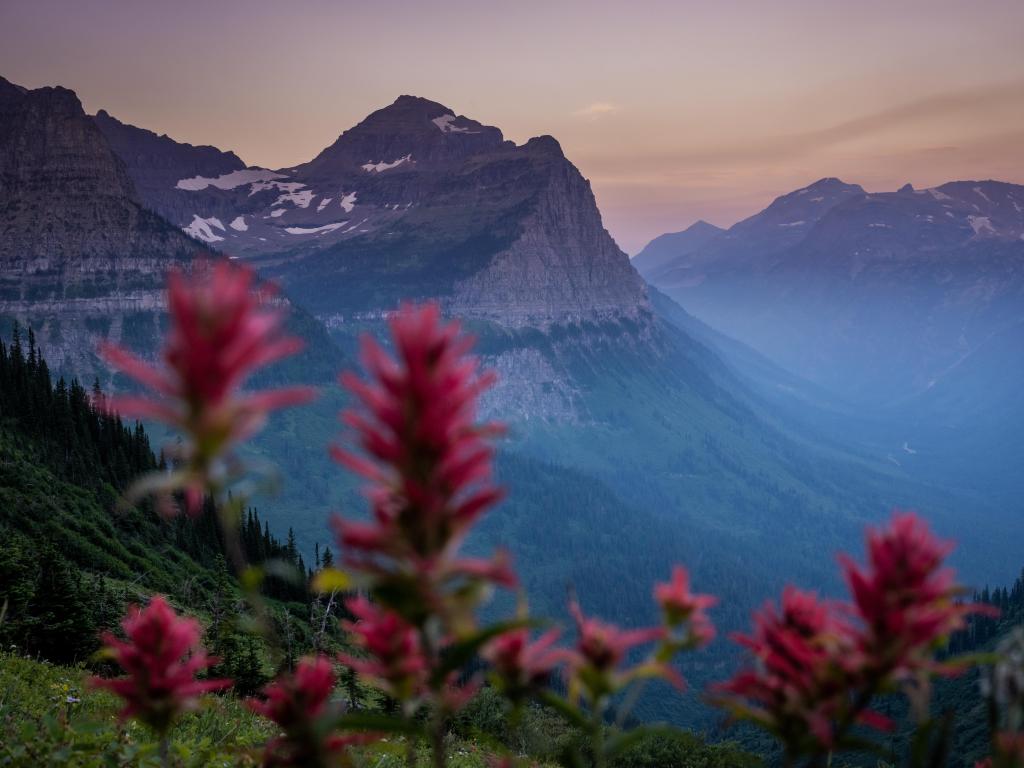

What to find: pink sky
left=2, top=0, right=1022, bottom=253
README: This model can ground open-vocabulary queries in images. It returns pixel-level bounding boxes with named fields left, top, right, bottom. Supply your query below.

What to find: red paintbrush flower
left=841, top=511, right=991, bottom=677
left=654, top=565, right=717, bottom=647
left=99, top=259, right=315, bottom=515
left=337, top=596, right=429, bottom=701
left=714, top=586, right=876, bottom=752
left=332, top=303, right=503, bottom=564
left=565, top=600, right=674, bottom=701
left=484, top=627, right=565, bottom=701
left=250, top=655, right=372, bottom=767
left=90, top=595, right=229, bottom=735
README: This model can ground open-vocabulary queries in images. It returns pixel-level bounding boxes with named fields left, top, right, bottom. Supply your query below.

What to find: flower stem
left=431, top=714, right=446, bottom=768
left=158, top=733, right=170, bottom=768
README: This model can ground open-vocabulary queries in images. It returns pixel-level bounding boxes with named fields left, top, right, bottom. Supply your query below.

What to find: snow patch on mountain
left=968, top=215, right=995, bottom=235
left=176, top=168, right=285, bottom=191
left=250, top=180, right=306, bottom=196
left=229, top=215, right=248, bottom=232
left=339, top=192, right=357, bottom=212
left=362, top=155, right=411, bottom=173
left=284, top=222, right=348, bottom=235
left=317, top=197, right=332, bottom=212
left=184, top=215, right=226, bottom=243
left=432, top=114, right=476, bottom=134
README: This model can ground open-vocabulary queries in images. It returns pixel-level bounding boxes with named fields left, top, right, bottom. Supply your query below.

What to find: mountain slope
left=632, top=220, right=724, bottom=276
left=645, top=178, right=1024, bottom=408
left=93, top=108, right=246, bottom=225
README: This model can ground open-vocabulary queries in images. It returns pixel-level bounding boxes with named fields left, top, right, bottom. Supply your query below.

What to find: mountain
left=644, top=177, right=1024, bottom=507
left=112, top=95, right=649, bottom=331
left=644, top=177, right=1024, bottom=406
left=0, top=76, right=349, bottom=558
left=0, top=76, right=203, bottom=373
left=632, top=219, right=724, bottom=275
left=642, top=177, right=866, bottom=287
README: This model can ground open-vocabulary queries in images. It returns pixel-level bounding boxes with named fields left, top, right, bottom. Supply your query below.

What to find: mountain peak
left=687, top=219, right=723, bottom=234
left=803, top=177, right=863, bottom=194
left=298, top=96, right=505, bottom=178
left=0, top=76, right=28, bottom=99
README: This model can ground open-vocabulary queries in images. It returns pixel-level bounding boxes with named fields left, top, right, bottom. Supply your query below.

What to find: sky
left=2, top=0, right=1023, bottom=254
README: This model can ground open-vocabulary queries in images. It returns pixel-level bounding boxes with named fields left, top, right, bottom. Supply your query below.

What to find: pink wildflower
left=99, top=260, right=315, bottom=514
left=565, top=600, right=674, bottom=701
left=337, top=596, right=428, bottom=701
left=332, top=303, right=504, bottom=568
left=250, top=656, right=372, bottom=767
left=90, top=596, right=229, bottom=734
left=654, top=565, right=717, bottom=647
left=484, top=628, right=565, bottom=700
left=842, top=511, right=993, bottom=676
left=715, top=587, right=868, bottom=750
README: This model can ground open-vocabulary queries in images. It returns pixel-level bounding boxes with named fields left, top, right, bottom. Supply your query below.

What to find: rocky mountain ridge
left=98, top=95, right=650, bottom=331
left=641, top=177, right=1024, bottom=408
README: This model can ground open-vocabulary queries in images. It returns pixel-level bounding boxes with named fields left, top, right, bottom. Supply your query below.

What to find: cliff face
left=0, top=77, right=199, bottom=371
left=448, top=136, right=647, bottom=327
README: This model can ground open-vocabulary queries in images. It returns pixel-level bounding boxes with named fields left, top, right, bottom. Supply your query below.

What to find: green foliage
left=0, top=327, right=313, bottom=667
left=0, top=651, right=271, bottom=767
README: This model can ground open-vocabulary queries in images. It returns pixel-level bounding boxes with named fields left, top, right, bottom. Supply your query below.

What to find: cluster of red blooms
left=249, top=656, right=375, bottom=768
left=100, top=260, right=314, bottom=515
left=716, top=511, right=993, bottom=757
left=331, top=302, right=514, bottom=622
left=90, top=596, right=229, bottom=736
left=337, top=596, right=429, bottom=703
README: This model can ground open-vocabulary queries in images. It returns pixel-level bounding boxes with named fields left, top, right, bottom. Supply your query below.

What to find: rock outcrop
left=0, top=77, right=200, bottom=371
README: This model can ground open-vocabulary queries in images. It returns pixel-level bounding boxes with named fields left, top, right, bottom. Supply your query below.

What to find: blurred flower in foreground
left=250, top=655, right=374, bottom=768
left=566, top=600, right=674, bottom=704
left=99, top=260, right=315, bottom=515
left=484, top=627, right=565, bottom=703
left=842, top=511, right=990, bottom=677
left=718, top=512, right=991, bottom=758
left=655, top=565, right=717, bottom=648
left=331, top=302, right=510, bottom=624
left=338, top=596, right=429, bottom=703
left=90, top=595, right=229, bottom=736
left=715, top=587, right=863, bottom=751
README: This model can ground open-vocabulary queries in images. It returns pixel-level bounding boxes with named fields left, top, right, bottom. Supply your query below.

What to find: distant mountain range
left=638, top=177, right=1024, bottom=410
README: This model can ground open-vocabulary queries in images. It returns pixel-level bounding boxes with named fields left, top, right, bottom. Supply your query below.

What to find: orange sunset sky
left=2, top=0, right=1022, bottom=253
